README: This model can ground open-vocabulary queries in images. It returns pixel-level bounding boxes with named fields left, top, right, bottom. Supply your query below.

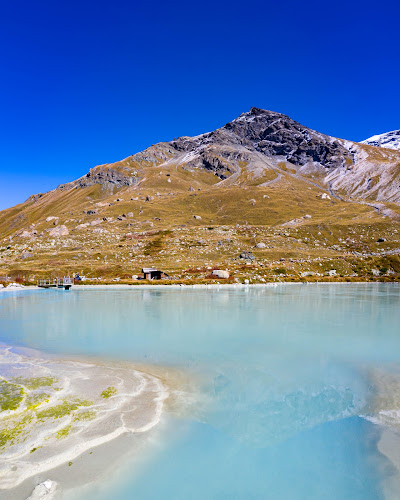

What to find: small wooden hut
left=142, top=267, right=163, bottom=280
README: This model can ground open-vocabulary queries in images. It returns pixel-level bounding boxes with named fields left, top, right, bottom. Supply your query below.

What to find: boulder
left=240, top=252, right=254, bottom=260
left=26, top=479, right=57, bottom=499
left=49, top=225, right=69, bottom=237
left=193, top=215, right=202, bottom=220
left=212, top=270, right=230, bottom=279
left=249, top=199, right=256, bottom=205
left=20, top=251, right=33, bottom=260
left=255, top=242, right=266, bottom=248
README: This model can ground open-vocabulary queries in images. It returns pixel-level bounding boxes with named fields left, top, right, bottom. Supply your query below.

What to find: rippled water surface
left=1, top=284, right=400, bottom=499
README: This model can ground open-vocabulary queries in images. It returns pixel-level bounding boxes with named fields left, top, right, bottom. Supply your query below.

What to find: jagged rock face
left=361, top=130, right=400, bottom=151
left=223, top=108, right=353, bottom=168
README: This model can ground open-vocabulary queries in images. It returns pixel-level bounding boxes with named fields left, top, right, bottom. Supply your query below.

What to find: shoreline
left=1, top=281, right=399, bottom=293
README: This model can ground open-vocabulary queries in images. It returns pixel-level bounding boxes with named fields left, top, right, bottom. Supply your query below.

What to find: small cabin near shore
left=142, top=267, right=164, bottom=280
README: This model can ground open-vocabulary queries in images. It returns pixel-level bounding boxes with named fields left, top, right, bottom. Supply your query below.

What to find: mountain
left=361, top=130, right=400, bottom=151
left=58, top=107, right=400, bottom=204
left=1, top=107, right=400, bottom=284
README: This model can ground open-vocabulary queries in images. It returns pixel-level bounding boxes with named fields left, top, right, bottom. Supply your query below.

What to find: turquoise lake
left=1, top=283, right=400, bottom=499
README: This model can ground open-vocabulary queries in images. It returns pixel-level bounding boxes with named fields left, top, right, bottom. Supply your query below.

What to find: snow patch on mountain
left=361, top=130, right=400, bottom=151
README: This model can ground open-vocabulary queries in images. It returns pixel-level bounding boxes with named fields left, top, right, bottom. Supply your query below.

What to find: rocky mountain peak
left=223, top=107, right=353, bottom=169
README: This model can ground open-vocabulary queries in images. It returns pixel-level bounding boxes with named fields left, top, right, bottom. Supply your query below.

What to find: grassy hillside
left=1, top=158, right=400, bottom=284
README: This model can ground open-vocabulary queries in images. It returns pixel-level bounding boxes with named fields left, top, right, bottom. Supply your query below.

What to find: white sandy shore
left=0, top=347, right=184, bottom=500
left=4, top=430, right=158, bottom=500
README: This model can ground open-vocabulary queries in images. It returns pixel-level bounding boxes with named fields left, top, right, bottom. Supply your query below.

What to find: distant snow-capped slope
left=361, top=130, right=400, bottom=151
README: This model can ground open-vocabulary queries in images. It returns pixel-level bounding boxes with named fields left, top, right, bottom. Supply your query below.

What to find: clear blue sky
left=1, top=0, right=399, bottom=210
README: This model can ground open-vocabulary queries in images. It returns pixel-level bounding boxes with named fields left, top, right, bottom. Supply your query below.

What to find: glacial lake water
left=1, top=283, right=400, bottom=499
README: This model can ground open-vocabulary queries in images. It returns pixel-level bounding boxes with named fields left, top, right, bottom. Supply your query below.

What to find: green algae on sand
left=0, top=380, right=24, bottom=411
left=101, top=386, right=117, bottom=399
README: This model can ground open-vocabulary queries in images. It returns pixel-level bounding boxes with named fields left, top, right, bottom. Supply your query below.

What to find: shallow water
left=1, top=284, right=400, bottom=499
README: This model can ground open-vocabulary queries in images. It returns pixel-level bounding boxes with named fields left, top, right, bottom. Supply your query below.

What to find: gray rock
left=240, top=252, right=254, bottom=260
left=255, top=242, right=266, bottom=248
left=20, top=251, right=33, bottom=260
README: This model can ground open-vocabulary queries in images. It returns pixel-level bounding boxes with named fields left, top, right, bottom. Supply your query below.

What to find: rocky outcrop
left=185, top=150, right=238, bottom=179
left=75, top=166, right=134, bottom=190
